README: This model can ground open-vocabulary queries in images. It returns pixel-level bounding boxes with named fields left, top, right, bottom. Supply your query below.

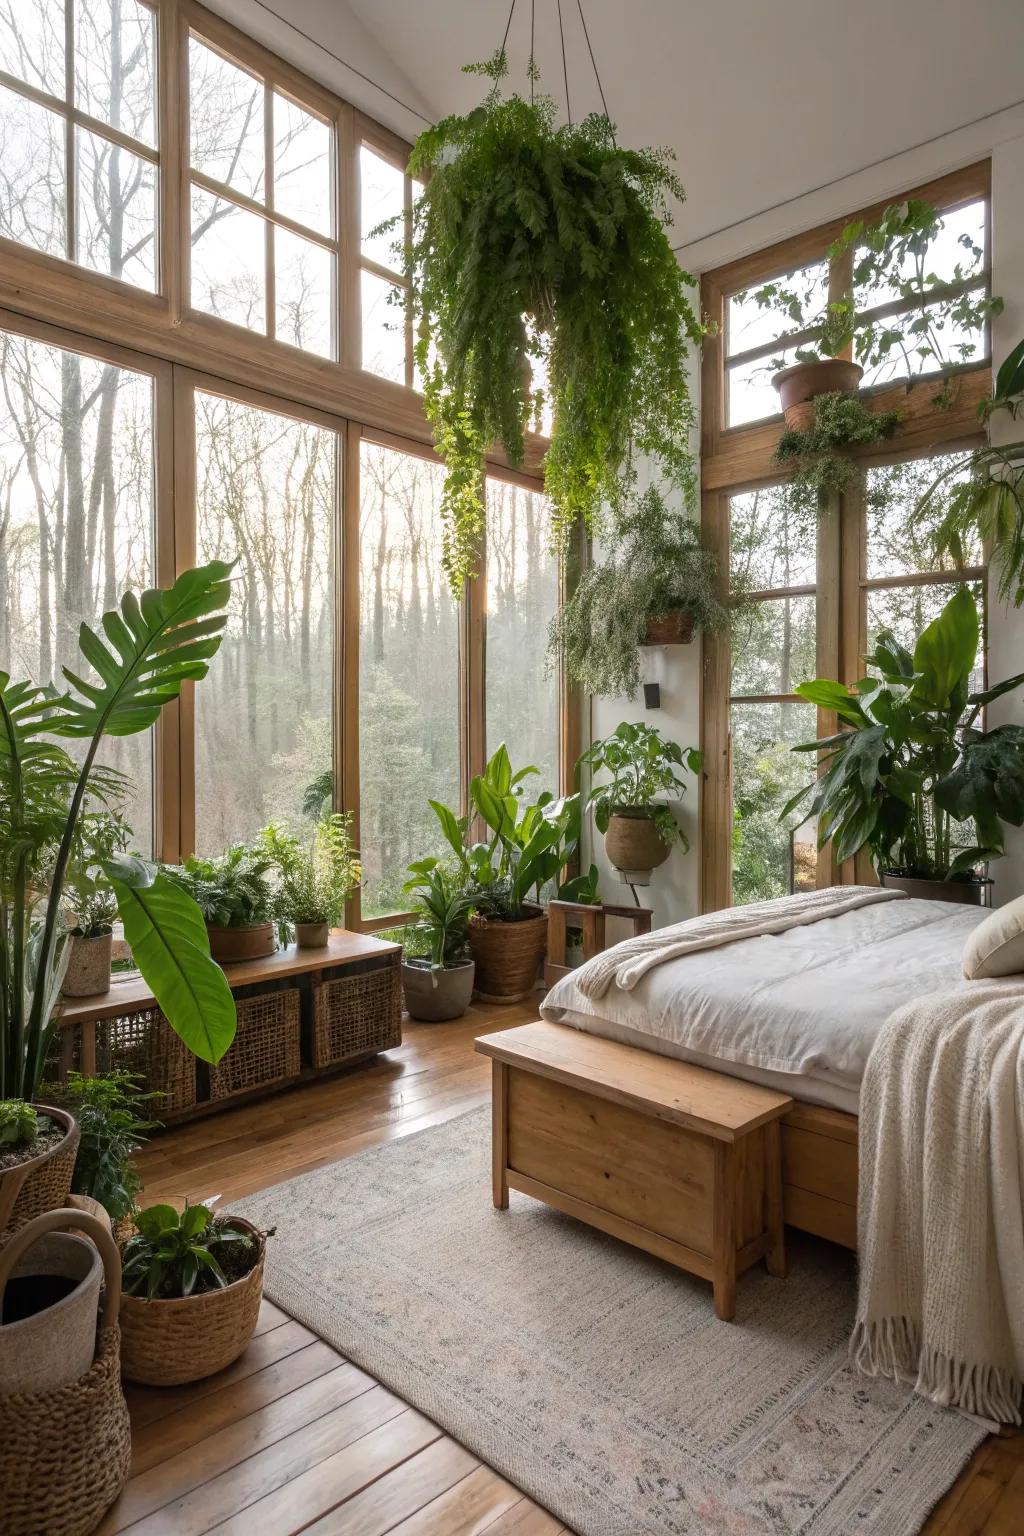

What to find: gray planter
left=62, top=930, right=113, bottom=997
left=402, top=958, right=475, bottom=1022
left=880, top=871, right=992, bottom=905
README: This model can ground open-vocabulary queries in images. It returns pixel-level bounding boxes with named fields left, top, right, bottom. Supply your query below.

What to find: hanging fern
left=773, top=392, right=902, bottom=503
left=397, top=53, right=705, bottom=595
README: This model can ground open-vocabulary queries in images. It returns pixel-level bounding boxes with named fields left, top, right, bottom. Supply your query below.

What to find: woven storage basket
left=119, top=1218, right=265, bottom=1386
left=208, top=987, right=301, bottom=1101
left=312, top=956, right=402, bottom=1069
left=0, top=1106, right=79, bottom=1244
left=96, top=1006, right=196, bottom=1115
left=468, top=908, right=548, bottom=1002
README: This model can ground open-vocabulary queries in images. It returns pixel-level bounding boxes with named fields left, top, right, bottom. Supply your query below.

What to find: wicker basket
left=312, top=956, right=402, bottom=1069
left=95, top=1006, right=196, bottom=1115
left=468, top=908, right=548, bottom=1003
left=208, top=988, right=301, bottom=1102
left=0, top=1106, right=79, bottom=1244
left=119, top=1219, right=265, bottom=1386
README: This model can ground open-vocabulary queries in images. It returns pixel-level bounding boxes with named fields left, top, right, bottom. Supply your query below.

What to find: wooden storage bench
left=476, top=1021, right=792, bottom=1320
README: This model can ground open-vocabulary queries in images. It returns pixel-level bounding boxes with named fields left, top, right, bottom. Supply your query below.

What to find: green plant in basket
left=580, top=722, right=702, bottom=850
left=122, top=1201, right=268, bottom=1300
left=167, top=844, right=276, bottom=928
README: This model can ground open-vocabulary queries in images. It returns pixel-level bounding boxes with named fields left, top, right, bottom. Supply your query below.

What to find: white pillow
left=962, top=894, right=1024, bottom=979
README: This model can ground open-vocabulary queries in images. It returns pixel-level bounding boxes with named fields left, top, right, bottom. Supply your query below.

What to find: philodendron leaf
left=106, top=859, right=236, bottom=1065
left=912, top=587, right=979, bottom=708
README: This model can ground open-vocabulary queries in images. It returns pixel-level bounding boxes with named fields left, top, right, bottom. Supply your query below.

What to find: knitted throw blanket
left=852, top=980, right=1024, bottom=1425
left=573, top=884, right=907, bottom=1000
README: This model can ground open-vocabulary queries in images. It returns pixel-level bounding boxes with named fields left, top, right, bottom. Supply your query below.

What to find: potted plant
left=784, top=588, right=1024, bottom=900
left=772, top=392, right=902, bottom=510
left=119, top=1200, right=269, bottom=1386
left=548, top=484, right=730, bottom=698
left=50, top=1070, right=160, bottom=1230
left=580, top=722, right=702, bottom=876
left=168, top=843, right=278, bottom=962
left=0, top=565, right=236, bottom=1241
left=738, top=199, right=1001, bottom=424
left=400, top=862, right=476, bottom=1021
left=258, top=814, right=361, bottom=948
left=386, top=52, right=705, bottom=594
left=61, top=809, right=131, bottom=998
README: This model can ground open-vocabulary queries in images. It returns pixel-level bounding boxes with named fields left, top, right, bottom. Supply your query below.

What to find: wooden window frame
left=700, top=162, right=992, bottom=913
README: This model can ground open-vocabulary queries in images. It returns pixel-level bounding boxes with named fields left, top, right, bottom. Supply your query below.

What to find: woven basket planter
left=643, top=611, right=695, bottom=646
left=312, top=956, right=402, bottom=1069
left=208, top=988, right=301, bottom=1102
left=96, top=1007, right=196, bottom=1116
left=468, top=907, right=548, bottom=1003
left=119, top=1219, right=265, bottom=1386
left=0, top=1106, right=79, bottom=1245
left=604, top=810, right=671, bottom=875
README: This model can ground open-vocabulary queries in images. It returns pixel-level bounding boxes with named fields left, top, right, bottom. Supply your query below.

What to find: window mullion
left=264, top=82, right=274, bottom=341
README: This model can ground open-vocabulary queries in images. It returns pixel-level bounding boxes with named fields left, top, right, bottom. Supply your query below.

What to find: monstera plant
left=0, top=564, right=238, bottom=1102
left=783, top=588, right=1024, bottom=894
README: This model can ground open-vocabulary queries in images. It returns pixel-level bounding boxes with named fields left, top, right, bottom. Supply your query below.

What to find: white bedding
left=540, top=897, right=986, bottom=1114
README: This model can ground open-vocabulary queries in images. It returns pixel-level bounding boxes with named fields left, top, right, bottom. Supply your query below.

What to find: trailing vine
left=397, top=52, right=706, bottom=594
left=773, top=392, right=901, bottom=503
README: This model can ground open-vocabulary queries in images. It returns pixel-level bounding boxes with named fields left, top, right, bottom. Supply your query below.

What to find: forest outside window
left=0, top=0, right=158, bottom=289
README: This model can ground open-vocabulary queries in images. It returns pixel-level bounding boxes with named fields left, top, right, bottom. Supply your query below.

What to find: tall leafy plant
left=399, top=53, right=705, bottom=593
left=784, top=589, right=1024, bottom=879
left=0, top=564, right=238, bottom=1101
left=580, top=722, right=701, bottom=850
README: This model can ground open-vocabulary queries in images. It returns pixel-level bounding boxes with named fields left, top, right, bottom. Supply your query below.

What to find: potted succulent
left=738, top=198, right=1000, bottom=425
left=548, top=484, right=730, bottom=699
left=0, top=564, right=236, bottom=1242
left=119, top=1200, right=269, bottom=1386
left=400, top=862, right=476, bottom=1021
left=580, top=722, right=702, bottom=876
left=258, top=814, right=361, bottom=948
left=168, top=843, right=278, bottom=963
left=785, top=588, right=1024, bottom=901
left=61, top=809, right=131, bottom=998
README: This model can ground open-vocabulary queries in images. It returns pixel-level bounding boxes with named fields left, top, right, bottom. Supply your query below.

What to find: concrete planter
left=62, top=930, right=113, bottom=998
left=294, top=921, right=330, bottom=948
left=402, top=958, right=475, bottom=1021
left=880, top=870, right=991, bottom=905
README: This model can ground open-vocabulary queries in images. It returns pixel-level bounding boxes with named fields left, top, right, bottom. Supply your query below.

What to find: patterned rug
left=238, top=1105, right=984, bottom=1536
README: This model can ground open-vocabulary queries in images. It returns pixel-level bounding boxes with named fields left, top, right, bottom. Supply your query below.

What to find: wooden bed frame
left=545, top=901, right=860, bottom=1250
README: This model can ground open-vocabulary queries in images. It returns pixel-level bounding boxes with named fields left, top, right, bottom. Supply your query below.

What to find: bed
left=540, top=896, right=986, bottom=1248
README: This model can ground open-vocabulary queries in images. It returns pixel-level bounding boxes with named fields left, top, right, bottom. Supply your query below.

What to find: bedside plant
left=259, top=815, right=361, bottom=948
left=580, top=722, right=701, bottom=876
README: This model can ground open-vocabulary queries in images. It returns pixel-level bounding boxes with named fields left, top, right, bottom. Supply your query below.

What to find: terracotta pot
left=0, top=1106, right=80, bottom=1243
left=0, top=1208, right=121, bottom=1395
left=294, top=920, right=330, bottom=948
left=772, top=358, right=864, bottom=427
left=119, top=1218, right=265, bottom=1386
left=206, top=922, right=277, bottom=964
left=604, top=809, right=671, bottom=874
left=62, top=930, right=113, bottom=998
left=468, top=907, right=547, bottom=1003
left=402, top=959, right=475, bottom=1022
left=880, top=871, right=992, bottom=906
left=643, top=611, right=695, bottom=646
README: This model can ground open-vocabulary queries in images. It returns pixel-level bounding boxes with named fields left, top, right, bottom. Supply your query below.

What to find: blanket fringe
left=851, top=1317, right=1024, bottom=1426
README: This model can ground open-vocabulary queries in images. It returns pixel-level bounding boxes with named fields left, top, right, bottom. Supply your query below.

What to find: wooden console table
left=53, top=931, right=402, bottom=1125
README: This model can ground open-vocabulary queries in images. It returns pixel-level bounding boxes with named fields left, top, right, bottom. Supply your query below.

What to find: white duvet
left=540, top=897, right=986, bottom=1114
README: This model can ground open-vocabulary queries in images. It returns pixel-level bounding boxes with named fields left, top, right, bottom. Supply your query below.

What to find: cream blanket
left=852, top=980, right=1024, bottom=1425
left=574, top=884, right=907, bottom=1000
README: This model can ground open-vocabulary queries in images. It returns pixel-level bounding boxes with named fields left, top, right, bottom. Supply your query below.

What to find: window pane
left=190, top=187, right=265, bottom=331
left=854, top=199, right=986, bottom=313
left=857, top=290, right=988, bottom=387
left=485, top=479, right=560, bottom=797
left=866, top=456, right=981, bottom=579
left=274, top=226, right=334, bottom=357
left=866, top=580, right=985, bottom=676
left=360, top=145, right=404, bottom=270
left=727, top=260, right=828, bottom=357
left=0, top=0, right=64, bottom=98
left=76, top=126, right=155, bottom=289
left=0, top=84, right=65, bottom=257
left=358, top=442, right=460, bottom=917
left=189, top=35, right=264, bottom=200
left=75, top=0, right=156, bottom=148
left=731, top=700, right=817, bottom=907
left=727, top=344, right=806, bottom=427
left=0, top=327, right=155, bottom=849
left=729, top=483, right=816, bottom=591
left=273, top=93, right=331, bottom=236
left=194, top=392, right=336, bottom=853
left=361, top=267, right=406, bottom=382
left=731, top=595, right=817, bottom=697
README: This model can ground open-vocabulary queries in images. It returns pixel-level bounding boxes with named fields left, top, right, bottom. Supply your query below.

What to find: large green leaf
left=911, top=587, right=979, bottom=709
left=794, top=679, right=867, bottom=726
left=107, top=859, right=236, bottom=1064
left=936, top=725, right=1024, bottom=827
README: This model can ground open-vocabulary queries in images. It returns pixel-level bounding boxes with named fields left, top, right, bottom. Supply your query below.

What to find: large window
left=358, top=137, right=415, bottom=386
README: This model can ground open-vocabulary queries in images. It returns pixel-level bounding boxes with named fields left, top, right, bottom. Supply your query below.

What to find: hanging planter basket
left=643, top=611, right=696, bottom=646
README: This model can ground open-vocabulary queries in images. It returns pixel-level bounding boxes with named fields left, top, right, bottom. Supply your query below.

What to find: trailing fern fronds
left=773, top=392, right=902, bottom=502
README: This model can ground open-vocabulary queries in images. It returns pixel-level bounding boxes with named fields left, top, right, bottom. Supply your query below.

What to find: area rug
left=238, top=1106, right=984, bottom=1536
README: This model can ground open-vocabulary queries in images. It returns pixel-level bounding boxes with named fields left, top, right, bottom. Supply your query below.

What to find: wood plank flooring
left=110, top=997, right=1021, bottom=1536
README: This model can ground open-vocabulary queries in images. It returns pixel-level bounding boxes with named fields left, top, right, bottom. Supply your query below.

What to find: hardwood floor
left=107, top=998, right=1021, bottom=1536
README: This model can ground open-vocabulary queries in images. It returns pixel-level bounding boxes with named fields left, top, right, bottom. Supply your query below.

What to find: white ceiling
left=216, top=0, right=1024, bottom=251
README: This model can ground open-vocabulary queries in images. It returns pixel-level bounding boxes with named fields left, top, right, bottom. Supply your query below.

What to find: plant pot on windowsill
left=879, top=870, right=993, bottom=906
left=402, top=958, right=475, bottom=1022
left=468, top=906, right=548, bottom=1004
left=61, top=929, right=114, bottom=998
left=604, top=808, right=672, bottom=875
left=643, top=611, right=696, bottom=646
left=206, top=922, right=277, bottom=964
left=294, top=920, right=330, bottom=949
left=772, top=359, right=864, bottom=429
left=0, top=1106, right=80, bottom=1244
